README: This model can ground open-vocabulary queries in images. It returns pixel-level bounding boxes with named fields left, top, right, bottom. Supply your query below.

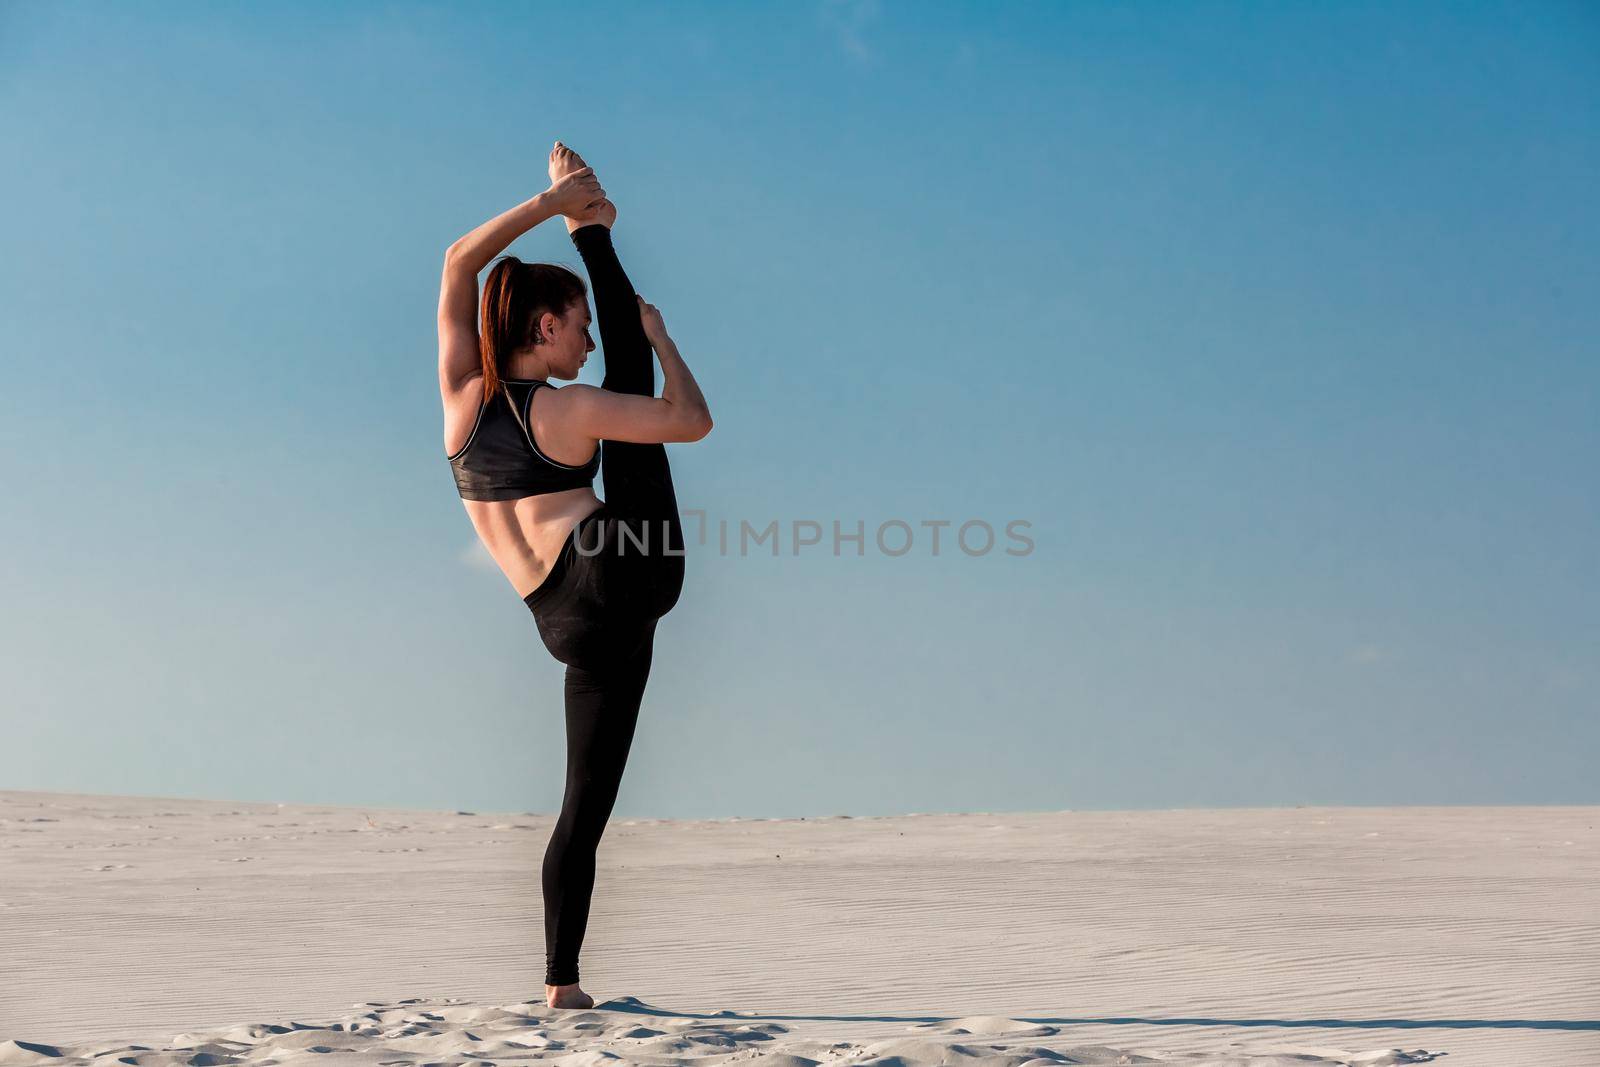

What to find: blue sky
left=2, top=1, right=1595, bottom=817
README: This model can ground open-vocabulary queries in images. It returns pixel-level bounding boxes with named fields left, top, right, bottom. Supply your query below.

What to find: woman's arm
left=550, top=311, right=712, bottom=445
left=446, top=165, right=598, bottom=274
left=437, top=170, right=604, bottom=393
left=553, top=218, right=710, bottom=443
left=556, top=379, right=712, bottom=445
left=641, top=301, right=712, bottom=432
left=445, top=192, right=557, bottom=277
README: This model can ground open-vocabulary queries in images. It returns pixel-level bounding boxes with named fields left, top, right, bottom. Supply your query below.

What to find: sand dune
left=2, top=791, right=1595, bottom=1066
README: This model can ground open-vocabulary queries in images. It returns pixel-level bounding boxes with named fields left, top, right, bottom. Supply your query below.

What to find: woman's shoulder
left=529, top=380, right=602, bottom=410
left=525, top=381, right=602, bottom=467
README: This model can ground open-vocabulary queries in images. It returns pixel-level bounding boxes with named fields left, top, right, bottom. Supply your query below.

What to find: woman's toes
left=549, top=142, right=571, bottom=179
left=548, top=141, right=590, bottom=182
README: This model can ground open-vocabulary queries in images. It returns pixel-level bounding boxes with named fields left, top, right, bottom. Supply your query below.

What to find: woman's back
left=444, top=374, right=604, bottom=597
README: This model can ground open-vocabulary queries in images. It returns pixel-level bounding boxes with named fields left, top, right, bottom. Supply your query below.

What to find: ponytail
left=478, top=256, right=588, bottom=400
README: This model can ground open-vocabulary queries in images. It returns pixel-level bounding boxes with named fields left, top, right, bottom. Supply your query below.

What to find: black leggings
left=523, top=223, right=685, bottom=988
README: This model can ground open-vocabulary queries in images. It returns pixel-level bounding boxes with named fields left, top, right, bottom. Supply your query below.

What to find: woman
left=437, top=142, right=713, bottom=1009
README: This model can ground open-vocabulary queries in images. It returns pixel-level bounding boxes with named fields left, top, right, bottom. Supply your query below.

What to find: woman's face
left=543, top=300, right=595, bottom=379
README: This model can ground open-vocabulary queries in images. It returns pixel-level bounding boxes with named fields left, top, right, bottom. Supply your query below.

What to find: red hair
left=478, top=256, right=587, bottom=400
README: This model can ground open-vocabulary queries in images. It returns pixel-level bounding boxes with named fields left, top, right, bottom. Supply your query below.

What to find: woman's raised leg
left=570, top=221, right=684, bottom=616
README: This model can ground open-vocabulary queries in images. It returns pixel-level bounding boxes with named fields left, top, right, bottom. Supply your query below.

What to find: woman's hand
left=574, top=197, right=617, bottom=229
left=637, top=295, right=669, bottom=347
left=544, top=166, right=605, bottom=219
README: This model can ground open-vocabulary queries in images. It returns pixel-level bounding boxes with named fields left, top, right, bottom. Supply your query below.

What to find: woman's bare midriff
left=464, top=487, right=605, bottom=598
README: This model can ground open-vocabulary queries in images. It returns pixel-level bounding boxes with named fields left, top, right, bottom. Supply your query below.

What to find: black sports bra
left=447, top=378, right=600, bottom=501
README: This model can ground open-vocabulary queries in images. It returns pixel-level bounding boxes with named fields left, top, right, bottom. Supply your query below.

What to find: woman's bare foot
left=545, top=981, right=594, bottom=1009
left=571, top=197, right=616, bottom=231
left=548, top=141, right=616, bottom=232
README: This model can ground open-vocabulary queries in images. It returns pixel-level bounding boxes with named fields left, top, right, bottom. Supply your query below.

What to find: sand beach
left=2, top=791, right=1594, bottom=1066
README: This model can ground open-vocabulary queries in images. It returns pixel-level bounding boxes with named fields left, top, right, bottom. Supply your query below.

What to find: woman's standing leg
left=541, top=620, right=656, bottom=987
left=570, top=223, right=685, bottom=616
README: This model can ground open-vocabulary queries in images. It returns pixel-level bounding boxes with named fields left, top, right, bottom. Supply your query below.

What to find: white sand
left=1, top=791, right=1594, bottom=1066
